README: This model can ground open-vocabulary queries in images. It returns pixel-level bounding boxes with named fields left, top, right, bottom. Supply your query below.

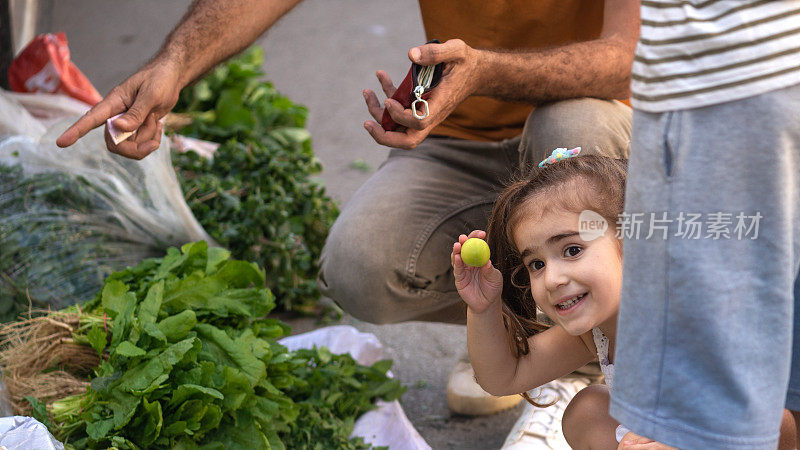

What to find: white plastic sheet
left=0, top=416, right=64, bottom=450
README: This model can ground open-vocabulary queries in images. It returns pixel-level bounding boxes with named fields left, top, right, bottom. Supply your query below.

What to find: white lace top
left=592, top=327, right=614, bottom=388
left=592, top=328, right=631, bottom=442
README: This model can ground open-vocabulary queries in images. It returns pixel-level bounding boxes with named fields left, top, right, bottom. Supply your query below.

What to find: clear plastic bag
left=0, top=90, right=214, bottom=313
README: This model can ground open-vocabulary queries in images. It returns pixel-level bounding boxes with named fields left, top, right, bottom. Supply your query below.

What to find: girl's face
left=511, top=200, right=622, bottom=337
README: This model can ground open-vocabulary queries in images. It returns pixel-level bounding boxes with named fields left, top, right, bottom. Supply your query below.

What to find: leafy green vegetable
left=283, top=348, right=405, bottom=449
left=26, top=242, right=403, bottom=449
left=82, top=327, right=105, bottom=359
left=349, top=159, right=372, bottom=172
left=171, top=46, right=339, bottom=313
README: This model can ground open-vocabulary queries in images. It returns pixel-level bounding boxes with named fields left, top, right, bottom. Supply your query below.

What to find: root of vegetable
left=0, top=311, right=99, bottom=414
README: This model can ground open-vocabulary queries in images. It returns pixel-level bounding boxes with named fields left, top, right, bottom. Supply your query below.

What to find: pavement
left=44, top=1, right=528, bottom=448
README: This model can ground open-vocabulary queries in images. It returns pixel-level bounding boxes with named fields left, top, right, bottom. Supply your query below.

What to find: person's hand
left=451, top=230, right=503, bottom=314
left=363, top=39, right=482, bottom=150
left=618, top=432, right=678, bottom=449
left=56, top=59, right=183, bottom=160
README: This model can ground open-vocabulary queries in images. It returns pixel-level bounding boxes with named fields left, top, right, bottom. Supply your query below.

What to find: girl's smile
left=553, top=292, right=587, bottom=315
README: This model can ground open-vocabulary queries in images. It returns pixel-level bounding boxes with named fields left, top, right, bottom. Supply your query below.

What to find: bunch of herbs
left=171, top=47, right=339, bottom=313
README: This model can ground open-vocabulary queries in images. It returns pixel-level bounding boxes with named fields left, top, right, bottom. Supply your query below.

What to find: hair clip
left=538, top=147, right=582, bottom=168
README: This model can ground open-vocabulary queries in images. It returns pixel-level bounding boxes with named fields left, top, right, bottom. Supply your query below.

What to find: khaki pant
left=318, top=98, right=632, bottom=324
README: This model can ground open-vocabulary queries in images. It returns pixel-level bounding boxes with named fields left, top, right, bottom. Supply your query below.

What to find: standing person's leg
left=787, top=271, right=800, bottom=447
left=318, top=136, right=517, bottom=325
left=612, top=84, right=800, bottom=448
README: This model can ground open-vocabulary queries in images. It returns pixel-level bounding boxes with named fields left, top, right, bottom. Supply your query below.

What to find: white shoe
left=500, top=377, right=592, bottom=449
left=446, top=360, right=523, bottom=416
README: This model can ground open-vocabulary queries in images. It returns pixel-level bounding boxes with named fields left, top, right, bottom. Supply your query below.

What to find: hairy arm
left=365, top=0, right=639, bottom=149
left=160, top=0, right=302, bottom=88
left=57, top=0, right=302, bottom=157
left=474, top=0, right=640, bottom=102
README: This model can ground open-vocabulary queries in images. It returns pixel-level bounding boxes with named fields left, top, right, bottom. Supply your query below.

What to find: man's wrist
left=146, top=51, right=190, bottom=90
left=469, top=48, right=498, bottom=98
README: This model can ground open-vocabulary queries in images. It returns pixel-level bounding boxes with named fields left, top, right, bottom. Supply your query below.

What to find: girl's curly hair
left=485, top=155, right=627, bottom=405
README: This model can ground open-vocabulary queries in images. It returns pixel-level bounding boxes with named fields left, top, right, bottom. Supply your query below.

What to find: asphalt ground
left=46, top=1, right=526, bottom=448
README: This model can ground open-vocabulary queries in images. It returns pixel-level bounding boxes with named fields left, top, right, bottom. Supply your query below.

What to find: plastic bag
left=280, top=326, right=431, bottom=450
left=2, top=91, right=92, bottom=130
left=0, top=90, right=214, bottom=314
left=8, top=33, right=102, bottom=106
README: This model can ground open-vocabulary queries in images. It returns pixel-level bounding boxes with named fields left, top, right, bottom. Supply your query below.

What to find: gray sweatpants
left=317, top=98, right=631, bottom=324
left=611, top=83, right=800, bottom=449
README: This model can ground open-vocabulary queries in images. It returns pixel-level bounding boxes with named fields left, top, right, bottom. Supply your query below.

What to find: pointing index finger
left=56, top=98, right=123, bottom=148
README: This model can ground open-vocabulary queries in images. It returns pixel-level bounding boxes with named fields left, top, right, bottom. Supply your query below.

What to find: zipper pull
left=411, top=64, right=435, bottom=120
left=411, top=86, right=429, bottom=120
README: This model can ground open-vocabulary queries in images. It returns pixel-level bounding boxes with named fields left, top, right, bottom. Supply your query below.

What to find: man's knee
left=317, top=220, right=403, bottom=324
left=519, top=98, right=632, bottom=168
left=318, top=218, right=465, bottom=324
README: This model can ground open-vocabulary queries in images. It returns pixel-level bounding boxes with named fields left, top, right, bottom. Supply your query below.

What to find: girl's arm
left=452, top=231, right=595, bottom=396
left=468, top=305, right=595, bottom=396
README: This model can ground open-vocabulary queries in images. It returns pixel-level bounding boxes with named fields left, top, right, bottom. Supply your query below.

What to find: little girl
left=452, top=152, right=797, bottom=449
left=451, top=153, right=627, bottom=447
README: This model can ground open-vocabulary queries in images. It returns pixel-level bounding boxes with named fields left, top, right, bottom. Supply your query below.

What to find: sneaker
left=500, top=376, right=592, bottom=449
left=446, top=360, right=523, bottom=416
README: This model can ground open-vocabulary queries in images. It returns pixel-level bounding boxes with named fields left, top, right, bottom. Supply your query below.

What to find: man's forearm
left=474, top=36, right=636, bottom=103
left=154, top=0, right=302, bottom=88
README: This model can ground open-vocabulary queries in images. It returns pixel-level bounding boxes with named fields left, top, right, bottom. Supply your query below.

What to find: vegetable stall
left=0, top=45, right=416, bottom=449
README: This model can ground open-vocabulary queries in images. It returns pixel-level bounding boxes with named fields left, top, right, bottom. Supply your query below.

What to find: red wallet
left=381, top=40, right=445, bottom=131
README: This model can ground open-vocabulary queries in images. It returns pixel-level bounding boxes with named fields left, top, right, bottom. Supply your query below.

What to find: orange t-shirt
left=418, top=0, right=605, bottom=141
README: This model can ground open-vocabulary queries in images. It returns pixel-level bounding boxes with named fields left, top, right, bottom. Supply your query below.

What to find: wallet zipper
left=412, top=64, right=436, bottom=120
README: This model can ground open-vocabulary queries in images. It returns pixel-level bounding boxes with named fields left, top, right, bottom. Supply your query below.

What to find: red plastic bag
left=8, top=33, right=102, bottom=106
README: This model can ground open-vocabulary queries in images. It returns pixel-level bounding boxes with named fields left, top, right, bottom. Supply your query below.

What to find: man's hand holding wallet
left=362, top=39, right=483, bottom=150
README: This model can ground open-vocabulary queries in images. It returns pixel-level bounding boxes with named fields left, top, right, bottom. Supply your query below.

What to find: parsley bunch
left=171, top=47, right=339, bottom=313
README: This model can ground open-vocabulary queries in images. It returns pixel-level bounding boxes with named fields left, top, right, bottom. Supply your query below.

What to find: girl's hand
left=451, top=230, right=503, bottom=314
left=617, top=432, right=677, bottom=449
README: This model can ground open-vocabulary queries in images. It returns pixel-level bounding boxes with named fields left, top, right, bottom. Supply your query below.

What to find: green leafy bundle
left=282, top=348, right=398, bottom=449
left=171, top=47, right=339, bottom=313
left=8, top=242, right=403, bottom=449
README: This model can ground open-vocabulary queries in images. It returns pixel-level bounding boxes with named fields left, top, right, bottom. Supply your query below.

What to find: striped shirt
left=632, top=0, right=800, bottom=112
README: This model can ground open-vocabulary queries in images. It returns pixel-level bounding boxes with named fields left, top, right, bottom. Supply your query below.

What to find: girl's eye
left=564, top=246, right=582, bottom=257
left=529, top=260, right=545, bottom=271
